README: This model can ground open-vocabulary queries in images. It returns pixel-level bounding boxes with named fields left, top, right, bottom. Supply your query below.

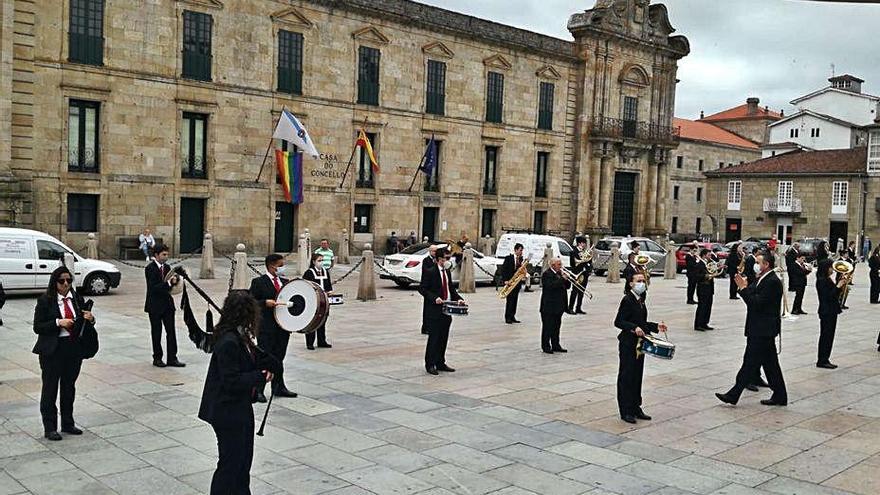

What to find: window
left=486, top=72, right=504, bottom=123
left=357, top=132, right=377, bottom=189
left=623, top=96, right=638, bottom=138
left=37, top=240, right=70, bottom=261
left=481, top=209, right=496, bottom=238
left=832, top=181, right=848, bottom=214
left=67, top=194, right=98, bottom=232
left=68, top=100, right=99, bottom=172
left=424, top=139, right=441, bottom=192
left=671, top=216, right=678, bottom=233
left=727, top=180, right=742, bottom=210
left=673, top=185, right=680, bottom=200
left=357, top=46, right=380, bottom=105
left=718, top=161, right=724, bottom=169
left=69, top=0, right=104, bottom=65
left=533, top=210, right=546, bottom=234
left=182, top=112, right=208, bottom=178
left=676, top=156, right=683, bottom=169
left=535, top=152, right=549, bottom=197
left=695, top=217, right=702, bottom=234
left=696, top=187, right=703, bottom=202
left=182, top=11, right=212, bottom=81
left=790, top=128, right=799, bottom=138
left=537, top=82, right=554, bottom=130
left=869, top=131, right=880, bottom=171
left=811, top=127, right=821, bottom=138
left=698, top=159, right=704, bottom=171
left=778, top=181, right=793, bottom=209
left=426, top=60, right=446, bottom=115
left=483, top=146, right=498, bottom=194
left=277, top=30, right=303, bottom=95
left=353, top=204, right=372, bottom=233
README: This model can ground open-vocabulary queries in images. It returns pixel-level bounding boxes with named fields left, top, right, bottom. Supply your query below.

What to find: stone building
left=699, top=97, right=781, bottom=145
left=0, top=0, right=688, bottom=255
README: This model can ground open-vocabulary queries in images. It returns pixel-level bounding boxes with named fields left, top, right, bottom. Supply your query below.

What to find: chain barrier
left=96, top=247, right=151, bottom=269
left=372, top=259, right=416, bottom=285
left=167, top=246, right=203, bottom=267
left=217, top=251, right=263, bottom=276
left=331, top=258, right=364, bottom=285
left=472, top=259, right=498, bottom=279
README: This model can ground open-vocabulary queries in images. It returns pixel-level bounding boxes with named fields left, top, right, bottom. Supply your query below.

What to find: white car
left=0, top=227, right=122, bottom=295
left=380, top=242, right=500, bottom=288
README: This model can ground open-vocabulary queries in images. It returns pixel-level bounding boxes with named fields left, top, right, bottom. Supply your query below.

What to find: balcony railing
left=588, top=116, right=680, bottom=144
left=763, top=197, right=802, bottom=214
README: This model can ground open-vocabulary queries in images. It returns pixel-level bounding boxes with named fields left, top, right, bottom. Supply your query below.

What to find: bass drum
left=274, top=279, right=328, bottom=334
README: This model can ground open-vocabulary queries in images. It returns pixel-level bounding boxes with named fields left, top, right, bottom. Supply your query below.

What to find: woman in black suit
left=816, top=240, right=830, bottom=263
left=198, top=291, right=276, bottom=495
left=868, top=246, right=880, bottom=304
left=302, top=253, right=332, bottom=350
left=33, top=266, right=93, bottom=441
left=815, top=259, right=845, bottom=369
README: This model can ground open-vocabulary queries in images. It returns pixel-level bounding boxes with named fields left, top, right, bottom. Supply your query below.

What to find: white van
left=0, top=228, right=121, bottom=295
left=495, top=233, right=575, bottom=270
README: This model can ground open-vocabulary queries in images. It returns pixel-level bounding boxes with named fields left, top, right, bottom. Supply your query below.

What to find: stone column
left=589, top=154, right=602, bottom=230
left=645, top=164, right=657, bottom=230
left=338, top=229, right=350, bottom=264
left=86, top=233, right=98, bottom=259
left=304, top=228, right=311, bottom=256
left=199, top=233, right=215, bottom=279
left=458, top=243, right=476, bottom=293
left=297, top=234, right=309, bottom=275
left=664, top=241, right=677, bottom=279
left=606, top=245, right=620, bottom=283
left=232, top=243, right=250, bottom=290
left=357, top=243, right=377, bottom=301
left=655, top=162, right=668, bottom=232
left=599, top=160, right=614, bottom=229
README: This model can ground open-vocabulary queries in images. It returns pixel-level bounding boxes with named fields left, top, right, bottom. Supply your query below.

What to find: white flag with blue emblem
left=272, top=109, right=320, bottom=159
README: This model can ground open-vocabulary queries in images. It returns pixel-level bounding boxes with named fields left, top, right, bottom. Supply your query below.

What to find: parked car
left=380, top=242, right=500, bottom=288
left=592, top=237, right=668, bottom=276
left=675, top=242, right=729, bottom=275
left=494, top=233, right=576, bottom=282
left=0, top=227, right=122, bottom=295
left=725, top=240, right=768, bottom=255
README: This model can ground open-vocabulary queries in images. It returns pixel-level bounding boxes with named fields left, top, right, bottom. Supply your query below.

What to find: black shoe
left=687, top=301, right=697, bottom=305
left=542, top=349, right=554, bottom=354
left=817, top=362, right=838, bottom=369
left=438, top=364, right=456, bottom=372
left=621, top=415, right=637, bottom=424
left=318, top=343, right=332, bottom=348
left=255, top=391, right=267, bottom=403
left=426, top=366, right=439, bottom=375
left=421, top=330, right=429, bottom=335
left=512, top=319, right=521, bottom=323
left=635, top=409, right=652, bottom=421
left=306, top=345, right=315, bottom=350
left=564, top=310, right=575, bottom=315
left=694, top=327, right=707, bottom=332
left=166, top=360, right=186, bottom=368
left=505, top=320, right=514, bottom=324
left=61, top=426, right=83, bottom=435
left=755, top=378, right=770, bottom=388
left=760, top=399, right=787, bottom=406
left=745, top=384, right=759, bottom=392
left=575, top=310, right=587, bottom=315
left=703, top=326, right=715, bottom=331
left=44, top=431, right=62, bottom=441
left=152, top=359, right=166, bottom=368
left=552, top=347, right=568, bottom=353
left=729, top=297, right=740, bottom=300
left=842, top=305, right=849, bottom=310
left=275, top=387, right=298, bottom=398
left=715, top=392, right=738, bottom=405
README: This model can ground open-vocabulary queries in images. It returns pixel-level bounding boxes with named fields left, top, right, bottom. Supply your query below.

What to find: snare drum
left=274, top=279, right=329, bottom=334
left=328, top=293, right=344, bottom=305
left=442, top=301, right=469, bottom=316
left=639, top=335, right=675, bottom=360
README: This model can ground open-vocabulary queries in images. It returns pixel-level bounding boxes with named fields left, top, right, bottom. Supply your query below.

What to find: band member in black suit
left=540, top=258, right=571, bottom=354
left=249, top=254, right=296, bottom=401
left=500, top=243, right=525, bottom=324
left=420, top=245, right=438, bottom=335
left=726, top=243, right=743, bottom=300
left=302, top=253, right=333, bottom=350
left=622, top=252, right=638, bottom=295
left=144, top=244, right=185, bottom=368
left=742, top=248, right=757, bottom=285
left=568, top=237, right=592, bottom=315
left=789, top=254, right=811, bottom=315
left=0, top=280, right=5, bottom=326
left=694, top=249, right=715, bottom=331
left=420, top=246, right=465, bottom=375
left=784, top=243, right=800, bottom=271
left=869, top=246, right=880, bottom=304
left=685, top=241, right=699, bottom=304
left=815, top=259, right=845, bottom=369
left=716, top=252, right=788, bottom=407
left=614, top=272, right=668, bottom=424
left=199, top=291, right=278, bottom=495
left=816, top=240, right=830, bottom=264
left=33, top=266, right=94, bottom=440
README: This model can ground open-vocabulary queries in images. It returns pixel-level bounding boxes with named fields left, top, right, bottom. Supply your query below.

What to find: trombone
left=561, top=267, right=593, bottom=299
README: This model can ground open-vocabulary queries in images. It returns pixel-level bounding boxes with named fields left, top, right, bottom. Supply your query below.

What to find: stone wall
left=708, top=119, right=770, bottom=145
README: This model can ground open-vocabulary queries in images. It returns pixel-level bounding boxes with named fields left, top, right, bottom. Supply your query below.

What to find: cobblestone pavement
left=1, top=258, right=879, bottom=495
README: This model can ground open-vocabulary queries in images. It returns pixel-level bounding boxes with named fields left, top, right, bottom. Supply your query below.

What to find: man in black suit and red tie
left=249, top=254, right=297, bottom=401
left=540, top=258, right=571, bottom=354
left=500, top=243, right=526, bottom=324
left=420, top=245, right=438, bottom=335
left=144, top=244, right=185, bottom=368
left=420, top=246, right=466, bottom=375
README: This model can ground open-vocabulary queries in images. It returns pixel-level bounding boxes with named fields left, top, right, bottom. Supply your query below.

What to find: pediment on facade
left=176, top=0, right=223, bottom=10
left=422, top=41, right=454, bottom=59
left=483, top=54, right=512, bottom=71
left=619, top=64, right=650, bottom=87
left=536, top=65, right=561, bottom=80
left=668, top=35, right=691, bottom=57
left=352, top=26, right=390, bottom=45
left=270, top=7, right=314, bottom=29
left=647, top=4, right=675, bottom=35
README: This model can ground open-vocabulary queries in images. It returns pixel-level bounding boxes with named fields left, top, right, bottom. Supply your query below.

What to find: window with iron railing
left=277, top=30, right=303, bottom=95
left=182, top=112, right=208, bottom=178
left=485, top=72, right=504, bottom=123
left=537, top=82, right=554, bottom=130
left=357, top=132, right=376, bottom=189
left=426, top=60, right=446, bottom=116
left=622, top=96, right=638, bottom=138
left=68, top=99, right=100, bottom=173
left=357, top=46, right=380, bottom=105
left=69, top=0, right=104, bottom=65
left=483, top=146, right=498, bottom=195
left=182, top=11, right=212, bottom=81
left=535, top=152, right=549, bottom=198
left=481, top=209, right=496, bottom=238
left=423, top=139, right=441, bottom=192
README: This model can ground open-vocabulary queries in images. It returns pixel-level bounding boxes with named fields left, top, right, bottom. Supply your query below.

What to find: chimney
left=780, top=109, right=784, bottom=117
left=746, top=97, right=759, bottom=115
left=699, top=110, right=704, bottom=119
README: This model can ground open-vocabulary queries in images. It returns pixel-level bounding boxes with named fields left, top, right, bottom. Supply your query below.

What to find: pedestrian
left=138, top=228, right=156, bottom=261
left=144, top=245, right=185, bottom=368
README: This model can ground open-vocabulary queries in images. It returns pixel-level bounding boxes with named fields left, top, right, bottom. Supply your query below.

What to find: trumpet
left=561, top=267, right=593, bottom=299
left=499, top=260, right=530, bottom=299
left=832, top=259, right=854, bottom=305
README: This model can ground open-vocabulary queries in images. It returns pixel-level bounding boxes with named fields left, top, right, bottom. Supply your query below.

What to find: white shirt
left=56, top=293, right=74, bottom=337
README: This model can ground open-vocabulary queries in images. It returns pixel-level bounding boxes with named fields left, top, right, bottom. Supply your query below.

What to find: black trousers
left=424, top=315, right=452, bottom=368
left=686, top=278, right=697, bottom=303
left=210, top=418, right=255, bottom=495
left=870, top=274, right=880, bottom=303
left=695, top=292, right=713, bottom=328
left=792, top=287, right=805, bottom=313
left=818, top=314, right=837, bottom=365
left=568, top=280, right=587, bottom=312
left=617, top=337, right=645, bottom=417
left=725, top=336, right=787, bottom=403
left=258, top=327, right=290, bottom=391
left=540, top=311, right=562, bottom=351
left=148, top=310, right=178, bottom=361
left=39, top=337, right=83, bottom=432
left=305, top=323, right=328, bottom=348
left=504, top=285, right=520, bottom=322
left=729, top=276, right=738, bottom=298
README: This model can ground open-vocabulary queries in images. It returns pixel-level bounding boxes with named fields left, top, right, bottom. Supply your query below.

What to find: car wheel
left=394, top=280, right=412, bottom=288
left=85, top=272, right=111, bottom=295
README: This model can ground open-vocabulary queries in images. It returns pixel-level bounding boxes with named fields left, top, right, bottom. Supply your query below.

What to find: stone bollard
left=459, top=242, right=476, bottom=293
left=338, top=229, right=350, bottom=264
left=232, top=243, right=250, bottom=290
left=86, top=233, right=98, bottom=259
left=664, top=241, right=677, bottom=280
left=298, top=234, right=309, bottom=275
left=607, top=246, right=621, bottom=283
left=357, top=243, right=377, bottom=301
left=200, top=233, right=215, bottom=279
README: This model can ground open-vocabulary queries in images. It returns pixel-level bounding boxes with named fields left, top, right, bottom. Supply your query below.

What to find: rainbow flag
left=275, top=150, right=303, bottom=204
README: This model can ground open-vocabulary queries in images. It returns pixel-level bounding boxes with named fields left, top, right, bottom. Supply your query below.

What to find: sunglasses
left=57, top=278, right=73, bottom=284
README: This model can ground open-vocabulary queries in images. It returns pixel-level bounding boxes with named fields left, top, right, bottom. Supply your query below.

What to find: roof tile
left=700, top=104, right=782, bottom=122
left=707, top=147, right=867, bottom=175
left=674, top=118, right=759, bottom=149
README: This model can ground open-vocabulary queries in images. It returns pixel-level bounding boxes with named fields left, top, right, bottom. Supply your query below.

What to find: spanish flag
left=356, top=130, right=379, bottom=173
left=275, top=150, right=303, bottom=204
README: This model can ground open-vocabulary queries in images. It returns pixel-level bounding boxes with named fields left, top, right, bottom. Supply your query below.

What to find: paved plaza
left=1, top=258, right=880, bottom=495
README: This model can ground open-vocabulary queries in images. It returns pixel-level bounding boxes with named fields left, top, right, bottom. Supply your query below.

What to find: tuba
left=499, top=259, right=530, bottom=299
left=832, top=259, right=854, bottom=305
left=634, top=254, right=654, bottom=284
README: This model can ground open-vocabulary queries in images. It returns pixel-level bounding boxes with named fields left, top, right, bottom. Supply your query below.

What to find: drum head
left=275, top=279, right=328, bottom=333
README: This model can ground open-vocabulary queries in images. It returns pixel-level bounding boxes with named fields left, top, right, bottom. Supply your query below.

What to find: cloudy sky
left=418, top=0, right=879, bottom=119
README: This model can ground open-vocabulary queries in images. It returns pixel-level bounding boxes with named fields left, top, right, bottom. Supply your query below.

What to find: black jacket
left=622, top=263, right=638, bottom=285
left=614, top=293, right=659, bottom=346
left=743, top=254, right=757, bottom=285
left=740, top=271, right=783, bottom=338
left=32, top=291, right=86, bottom=356
left=788, top=261, right=809, bottom=291
left=249, top=274, right=289, bottom=333
left=570, top=248, right=592, bottom=276
left=419, top=263, right=461, bottom=320
left=869, top=255, right=880, bottom=279
left=303, top=267, right=333, bottom=292
left=784, top=248, right=799, bottom=271
left=726, top=251, right=741, bottom=275
left=693, top=260, right=714, bottom=295
left=144, top=262, right=174, bottom=314
left=540, top=269, right=570, bottom=314
left=198, top=331, right=266, bottom=427
left=500, top=254, right=525, bottom=282
left=816, top=277, right=842, bottom=318
left=685, top=252, right=697, bottom=280
left=0, top=281, right=5, bottom=309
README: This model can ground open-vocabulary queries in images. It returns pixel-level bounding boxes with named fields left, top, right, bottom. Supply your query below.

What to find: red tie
left=273, top=276, right=281, bottom=293
left=440, top=268, right=449, bottom=301
left=63, top=297, right=77, bottom=339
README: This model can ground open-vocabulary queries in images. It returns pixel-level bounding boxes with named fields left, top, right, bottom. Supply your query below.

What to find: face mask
left=442, top=260, right=453, bottom=270
left=633, top=282, right=647, bottom=295
left=753, top=263, right=762, bottom=275
left=275, top=266, right=286, bottom=275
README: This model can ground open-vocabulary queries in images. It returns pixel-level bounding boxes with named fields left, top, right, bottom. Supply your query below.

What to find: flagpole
left=337, top=115, right=369, bottom=189
left=407, top=135, right=432, bottom=193
left=255, top=106, right=287, bottom=183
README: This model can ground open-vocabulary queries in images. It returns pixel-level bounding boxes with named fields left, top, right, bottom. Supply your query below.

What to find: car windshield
left=399, top=243, right=432, bottom=255
left=594, top=241, right=612, bottom=251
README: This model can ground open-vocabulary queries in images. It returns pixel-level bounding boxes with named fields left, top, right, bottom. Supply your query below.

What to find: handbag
left=76, top=299, right=99, bottom=359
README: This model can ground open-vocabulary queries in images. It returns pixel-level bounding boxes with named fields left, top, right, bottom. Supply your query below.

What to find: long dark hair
left=45, top=266, right=73, bottom=299
left=213, top=290, right=261, bottom=339
left=310, top=253, right=323, bottom=269
left=816, top=258, right=833, bottom=282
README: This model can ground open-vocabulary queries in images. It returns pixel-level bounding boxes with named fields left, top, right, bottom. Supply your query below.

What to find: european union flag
left=420, top=136, right=437, bottom=176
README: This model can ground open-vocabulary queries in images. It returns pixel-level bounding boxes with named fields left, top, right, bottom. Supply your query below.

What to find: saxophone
left=499, top=259, right=530, bottom=299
